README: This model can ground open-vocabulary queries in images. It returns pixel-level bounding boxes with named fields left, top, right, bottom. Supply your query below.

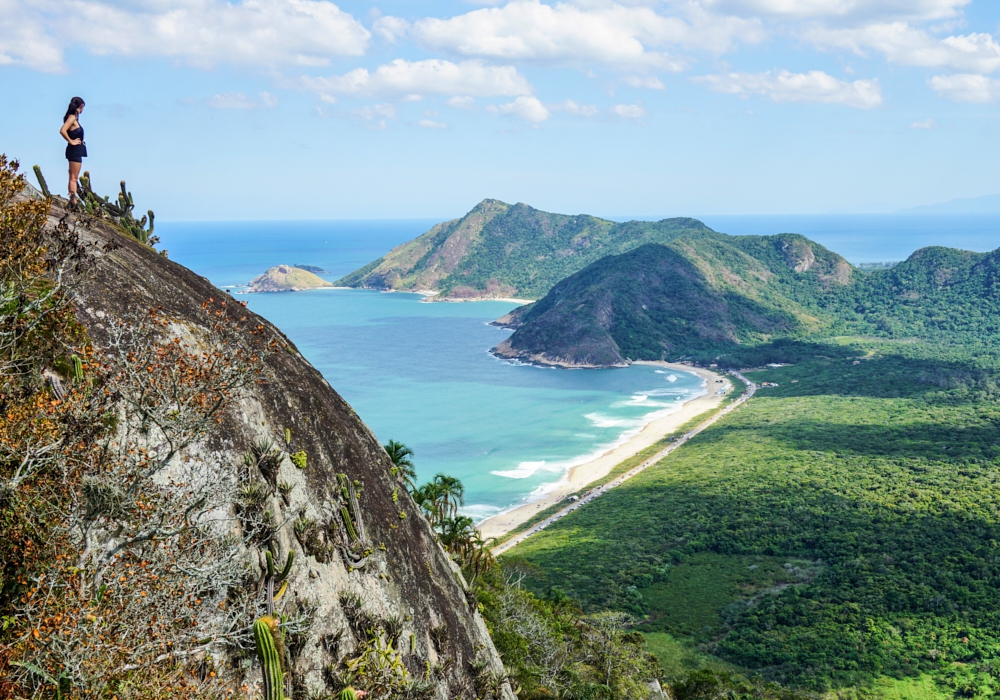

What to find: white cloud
left=624, top=75, right=666, bottom=89
left=807, top=23, right=1000, bottom=74
left=447, top=96, right=477, bottom=109
left=557, top=99, right=599, bottom=116
left=0, top=0, right=370, bottom=72
left=704, top=0, right=969, bottom=21
left=910, top=118, right=936, bottom=129
left=373, top=15, right=410, bottom=42
left=352, top=103, right=398, bottom=121
left=488, top=95, right=551, bottom=122
left=206, top=91, right=278, bottom=109
left=416, top=119, right=450, bottom=128
left=405, top=1, right=762, bottom=69
left=694, top=69, right=883, bottom=108
left=297, top=59, right=533, bottom=101
left=929, top=73, right=1000, bottom=102
left=612, top=103, right=646, bottom=118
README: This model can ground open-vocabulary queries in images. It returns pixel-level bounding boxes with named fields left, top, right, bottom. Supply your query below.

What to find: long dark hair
left=63, top=97, right=85, bottom=123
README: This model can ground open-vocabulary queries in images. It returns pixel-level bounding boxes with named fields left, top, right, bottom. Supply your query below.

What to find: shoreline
left=477, top=362, right=731, bottom=540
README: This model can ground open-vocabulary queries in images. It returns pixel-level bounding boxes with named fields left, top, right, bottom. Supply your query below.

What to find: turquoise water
left=158, top=214, right=1000, bottom=518
left=159, top=220, right=706, bottom=519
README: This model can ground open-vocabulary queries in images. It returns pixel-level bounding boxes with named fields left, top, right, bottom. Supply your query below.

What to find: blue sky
left=3, top=0, right=1000, bottom=219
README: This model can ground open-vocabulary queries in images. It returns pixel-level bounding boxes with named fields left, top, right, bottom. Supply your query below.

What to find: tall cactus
left=254, top=617, right=285, bottom=700
left=71, top=355, right=84, bottom=382
left=32, top=166, right=50, bottom=198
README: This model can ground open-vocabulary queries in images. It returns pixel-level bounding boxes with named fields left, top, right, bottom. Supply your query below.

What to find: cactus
left=32, top=166, right=50, bottom=198
left=254, top=617, right=285, bottom=700
left=71, top=355, right=84, bottom=382
left=265, top=549, right=294, bottom=616
left=290, top=451, right=307, bottom=469
left=337, top=688, right=358, bottom=700
left=284, top=427, right=292, bottom=445
left=340, top=506, right=359, bottom=542
left=72, top=173, right=158, bottom=247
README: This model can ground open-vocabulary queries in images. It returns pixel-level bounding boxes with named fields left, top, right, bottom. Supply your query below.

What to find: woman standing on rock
left=59, top=96, right=86, bottom=202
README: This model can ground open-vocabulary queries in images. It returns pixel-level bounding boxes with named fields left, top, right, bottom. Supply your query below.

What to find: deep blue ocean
left=158, top=214, right=1000, bottom=519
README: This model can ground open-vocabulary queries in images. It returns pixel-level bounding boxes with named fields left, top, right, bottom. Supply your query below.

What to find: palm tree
left=413, top=481, right=444, bottom=526
left=439, top=515, right=476, bottom=556
left=467, top=532, right=497, bottom=579
left=384, top=439, right=417, bottom=491
left=432, top=473, right=465, bottom=520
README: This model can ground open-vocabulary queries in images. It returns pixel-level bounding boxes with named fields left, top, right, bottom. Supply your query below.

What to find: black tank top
left=65, top=121, right=87, bottom=160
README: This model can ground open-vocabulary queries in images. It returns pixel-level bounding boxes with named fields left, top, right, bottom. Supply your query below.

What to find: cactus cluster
left=77, top=172, right=158, bottom=246
left=290, top=451, right=307, bottom=469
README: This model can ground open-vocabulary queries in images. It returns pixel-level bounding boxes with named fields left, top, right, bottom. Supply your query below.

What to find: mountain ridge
left=336, top=199, right=713, bottom=300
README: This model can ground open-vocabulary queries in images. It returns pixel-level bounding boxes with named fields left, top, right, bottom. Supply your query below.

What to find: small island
left=247, top=265, right=334, bottom=293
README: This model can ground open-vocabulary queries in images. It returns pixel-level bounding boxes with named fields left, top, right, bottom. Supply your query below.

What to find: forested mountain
left=336, top=199, right=711, bottom=300
left=495, top=232, right=1000, bottom=368
left=494, top=231, right=857, bottom=367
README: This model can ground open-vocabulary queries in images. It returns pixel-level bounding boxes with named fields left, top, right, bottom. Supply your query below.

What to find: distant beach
left=477, top=363, right=730, bottom=539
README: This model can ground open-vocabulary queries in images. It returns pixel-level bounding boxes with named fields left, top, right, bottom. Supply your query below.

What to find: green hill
left=495, top=233, right=1000, bottom=367
left=335, top=199, right=712, bottom=300
left=494, top=231, right=857, bottom=367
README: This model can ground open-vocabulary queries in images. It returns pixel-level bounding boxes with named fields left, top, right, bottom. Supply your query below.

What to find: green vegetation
left=336, top=198, right=711, bottom=300
left=505, top=339, right=1000, bottom=697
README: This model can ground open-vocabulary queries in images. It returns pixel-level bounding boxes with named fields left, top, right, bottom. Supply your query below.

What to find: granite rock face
left=37, top=196, right=513, bottom=699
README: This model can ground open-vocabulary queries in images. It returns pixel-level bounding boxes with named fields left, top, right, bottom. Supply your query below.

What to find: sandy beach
left=477, top=362, right=731, bottom=540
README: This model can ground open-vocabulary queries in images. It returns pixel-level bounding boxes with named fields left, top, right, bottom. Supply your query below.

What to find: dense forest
left=507, top=338, right=1000, bottom=698
left=336, top=199, right=711, bottom=300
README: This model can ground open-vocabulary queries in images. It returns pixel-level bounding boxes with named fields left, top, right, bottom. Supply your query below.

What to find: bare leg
left=68, top=161, right=82, bottom=202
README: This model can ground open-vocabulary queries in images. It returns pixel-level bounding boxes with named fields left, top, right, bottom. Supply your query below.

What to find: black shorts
left=66, top=144, right=87, bottom=163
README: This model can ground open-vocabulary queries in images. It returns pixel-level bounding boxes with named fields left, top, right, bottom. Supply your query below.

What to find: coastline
left=477, top=362, right=731, bottom=540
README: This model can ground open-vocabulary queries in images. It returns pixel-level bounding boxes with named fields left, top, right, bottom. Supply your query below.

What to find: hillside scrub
left=506, top=338, right=1000, bottom=695
left=0, top=158, right=282, bottom=697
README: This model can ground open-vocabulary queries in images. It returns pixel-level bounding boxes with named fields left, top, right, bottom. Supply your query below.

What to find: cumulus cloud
left=447, top=96, right=477, bottom=109
left=297, top=59, right=533, bottom=101
left=703, top=0, right=969, bottom=21
left=807, top=23, right=1000, bottom=74
left=612, top=103, right=646, bottom=118
left=488, top=95, right=551, bottom=122
left=929, top=73, right=1000, bottom=102
left=0, top=0, right=370, bottom=72
left=373, top=15, right=410, bottom=42
left=206, top=91, right=278, bottom=109
left=396, top=0, right=762, bottom=70
left=693, top=69, right=883, bottom=108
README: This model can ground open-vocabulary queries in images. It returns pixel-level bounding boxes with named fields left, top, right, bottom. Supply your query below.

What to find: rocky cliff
left=33, top=192, right=513, bottom=699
